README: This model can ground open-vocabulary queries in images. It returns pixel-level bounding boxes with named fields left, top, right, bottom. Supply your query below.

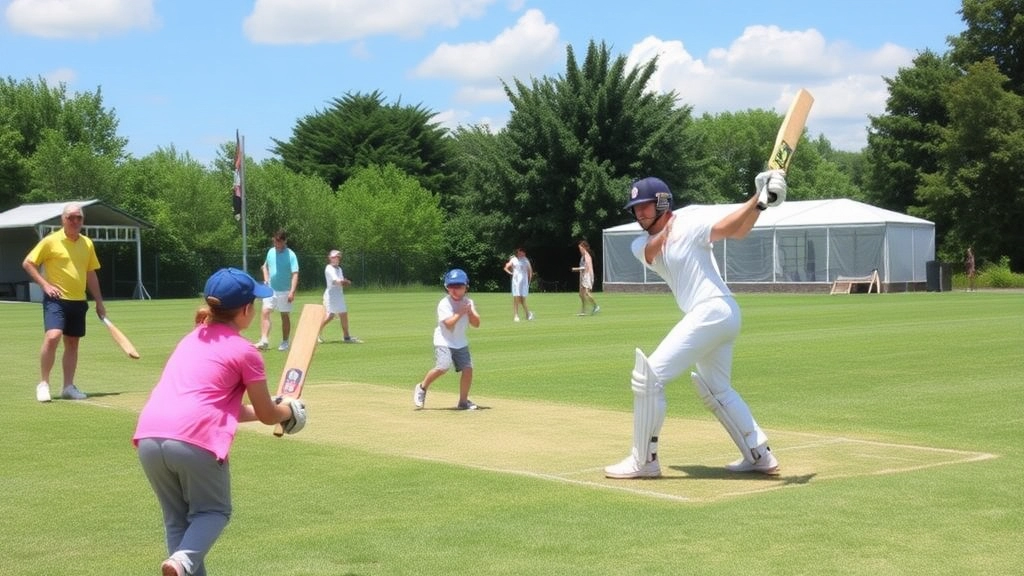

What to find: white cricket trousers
left=137, top=438, right=232, bottom=576
left=647, top=296, right=740, bottom=386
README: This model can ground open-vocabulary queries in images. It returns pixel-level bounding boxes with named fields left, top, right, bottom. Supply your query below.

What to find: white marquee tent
left=602, top=199, right=935, bottom=290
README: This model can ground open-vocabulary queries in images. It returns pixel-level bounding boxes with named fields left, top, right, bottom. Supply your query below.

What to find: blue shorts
left=43, top=297, right=88, bottom=337
left=434, top=346, right=472, bottom=372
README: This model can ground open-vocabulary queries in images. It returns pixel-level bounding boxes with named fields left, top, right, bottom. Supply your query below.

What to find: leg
left=457, top=366, right=473, bottom=404
left=604, top=348, right=664, bottom=479
left=39, top=329, right=62, bottom=384
left=61, top=335, right=80, bottom=388
left=339, top=312, right=350, bottom=339
left=318, top=312, right=336, bottom=338
left=280, top=312, right=291, bottom=343
left=259, top=307, right=272, bottom=343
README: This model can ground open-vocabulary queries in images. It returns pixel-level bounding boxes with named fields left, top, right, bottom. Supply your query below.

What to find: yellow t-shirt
left=25, top=229, right=101, bottom=301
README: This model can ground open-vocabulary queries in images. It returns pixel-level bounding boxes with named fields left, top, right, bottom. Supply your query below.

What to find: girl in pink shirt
left=134, top=268, right=307, bottom=576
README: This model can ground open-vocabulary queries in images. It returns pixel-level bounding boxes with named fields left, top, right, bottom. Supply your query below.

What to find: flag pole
left=240, top=134, right=248, bottom=273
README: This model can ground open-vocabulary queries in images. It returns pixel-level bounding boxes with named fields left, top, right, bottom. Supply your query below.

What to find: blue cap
left=624, top=176, right=673, bottom=211
left=203, top=267, right=273, bottom=309
left=444, top=268, right=469, bottom=286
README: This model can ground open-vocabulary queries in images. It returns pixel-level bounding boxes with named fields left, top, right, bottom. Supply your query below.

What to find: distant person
left=572, top=240, right=600, bottom=315
left=503, top=247, right=534, bottom=321
left=134, top=267, right=306, bottom=576
left=604, top=171, right=787, bottom=479
left=318, top=249, right=359, bottom=343
left=965, top=246, right=976, bottom=292
left=254, top=229, right=299, bottom=351
left=22, top=202, right=107, bottom=402
left=413, top=269, right=481, bottom=410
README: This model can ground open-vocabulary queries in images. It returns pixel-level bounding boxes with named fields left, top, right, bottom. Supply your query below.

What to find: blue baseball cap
left=444, top=268, right=469, bottom=286
left=203, top=267, right=273, bottom=309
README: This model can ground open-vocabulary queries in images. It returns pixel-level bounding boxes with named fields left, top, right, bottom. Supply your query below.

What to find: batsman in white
left=604, top=170, right=787, bottom=479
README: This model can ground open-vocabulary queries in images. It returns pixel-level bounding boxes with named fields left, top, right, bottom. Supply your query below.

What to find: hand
left=755, top=169, right=787, bottom=209
left=280, top=398, right=307, bottom=434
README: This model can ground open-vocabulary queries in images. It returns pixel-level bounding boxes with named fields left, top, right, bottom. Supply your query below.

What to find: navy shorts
left=43, top=297, right=89, bottom=337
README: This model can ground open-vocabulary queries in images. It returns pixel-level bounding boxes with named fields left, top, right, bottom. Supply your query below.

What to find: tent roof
left=0, top=200, right=152, bottom=230
left=604, top=198, right=933, bottom=233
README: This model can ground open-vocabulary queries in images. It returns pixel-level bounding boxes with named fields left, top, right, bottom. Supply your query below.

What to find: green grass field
left=3, top=289, right=1023, bottom=575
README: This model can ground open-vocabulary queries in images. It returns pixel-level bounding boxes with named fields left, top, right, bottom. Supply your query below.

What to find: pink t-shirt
left=133, top=322, right=267, bottom=461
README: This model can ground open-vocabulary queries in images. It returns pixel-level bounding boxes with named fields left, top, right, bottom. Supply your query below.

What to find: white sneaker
left=316, top=336, right=324, bottom=344
left=592, top=305, right=601, bottom=315
left=725, top=448, right=780, bottom=475
left=254, top=340, right=269, bottom=350
left=36, top=381, right=51, bottom=403
left=61, top=384, right=87, bottom=400
left=514, top=316, right=520, bottom=322
left=413, top=383, right=426, bottom=408
left=278, top=341, right=290, bottom=351
left=527, top=312, right=535, bottom=321
left=604, top=455, right=661, bottom=479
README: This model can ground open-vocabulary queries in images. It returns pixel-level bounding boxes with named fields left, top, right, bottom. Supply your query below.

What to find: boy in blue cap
left=413, top=268, right=481, bottom=410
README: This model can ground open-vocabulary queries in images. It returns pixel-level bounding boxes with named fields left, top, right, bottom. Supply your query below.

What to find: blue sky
left=2, top=0, right=966, bottom=165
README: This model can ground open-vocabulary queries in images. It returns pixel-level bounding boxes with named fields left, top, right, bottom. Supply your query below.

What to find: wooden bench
left=830, top=270, right=881, bottom=294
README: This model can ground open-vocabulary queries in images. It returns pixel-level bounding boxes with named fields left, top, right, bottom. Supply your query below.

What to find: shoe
left=514, top=316, right=520, bottom=322
left=527, top=312, right=535, bottom=321
left=725, top=448, right=780, bottom=475
left=413, top=383, right=426, bottom=408
left=592, top=305, right=601, bottom=315
left=604, top=454, right=661, bottom=479
left=161, top=557, right=184, bottom=576
left=254, top=340, right=269, bottom=350
left=343, top=336, right=362, bottom=343
left=317, top=336, right=324, bottom=344
left=278, top=341, right=290, bottom=351
left=61, top=384, right=87, bottom=400
left=36, top=381, right=51, bottom=403
left=456, top=399, right=478, bottom=410
left=576, top=311, right=586, bottom=316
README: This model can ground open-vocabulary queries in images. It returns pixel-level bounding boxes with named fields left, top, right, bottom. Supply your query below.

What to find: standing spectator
left=965, top=246, right=976, bottom=292
left=503, top=247, right=534, bottom=321
left=254, top=229, right=299, bottom=351
left=134, top=267, right=306, bottom=576
left=604, top=171, right=787, bottom=479
left=412, top=269, right=481, bottom=410
left=318, top=249, right=359, bottom=343
left=571, top=240, right=600, bottom=316
left=22, top=202, right=107, bottom=402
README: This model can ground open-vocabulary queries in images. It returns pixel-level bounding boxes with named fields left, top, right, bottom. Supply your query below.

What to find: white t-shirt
left=631, top=205, right=732, bottom=313
left=433, top=295, right=471, bottom=348
left=323, top=264, right=347, bottom=313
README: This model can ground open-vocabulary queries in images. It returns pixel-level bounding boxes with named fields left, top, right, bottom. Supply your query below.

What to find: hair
left=273, top=229, right=288, bottom=242
left=195, top=299, right=248, bottom=326
left=578, top=240, right=592, bottom=254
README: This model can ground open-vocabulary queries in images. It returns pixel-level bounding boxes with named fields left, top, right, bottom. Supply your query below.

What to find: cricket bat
left=272, top=303, right=324, bottom=437
left=768, top=88, right=814, bottom=172
left=101, top=316, right=140, bottom=359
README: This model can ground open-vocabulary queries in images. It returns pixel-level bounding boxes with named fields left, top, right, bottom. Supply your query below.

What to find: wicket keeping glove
left=755, top=169, right=787, bottom=210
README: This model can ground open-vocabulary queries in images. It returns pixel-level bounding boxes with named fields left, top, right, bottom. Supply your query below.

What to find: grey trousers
left=138, top=438, right=232, bottom=576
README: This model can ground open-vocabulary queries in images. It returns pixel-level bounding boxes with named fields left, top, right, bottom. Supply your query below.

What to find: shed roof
left=0, top=200, right=152, bottom=230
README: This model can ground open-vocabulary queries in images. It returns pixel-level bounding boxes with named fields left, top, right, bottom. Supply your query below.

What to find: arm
left=503, top=259, right=513, bottom=275
left=86, top=269, right=106, bottom=319
left=288, top=271, right=298, bottom=302
left=22, top=258, right=59, bottom=298
left=711, top=194, right=761, bottom=242
left=261, top=261, right=270, bottom=284
left=240, top=378, right=294, bottom=425
left=466, top=298, right=481, bottom=328
left=441, top=300, right=479, bottom=330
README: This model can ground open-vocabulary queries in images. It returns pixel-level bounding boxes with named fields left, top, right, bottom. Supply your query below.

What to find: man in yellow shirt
left=23, top=202, right=107, bottom=402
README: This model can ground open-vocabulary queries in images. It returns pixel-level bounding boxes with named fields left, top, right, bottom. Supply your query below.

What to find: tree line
left=1, top=0, right=1020, bottom=296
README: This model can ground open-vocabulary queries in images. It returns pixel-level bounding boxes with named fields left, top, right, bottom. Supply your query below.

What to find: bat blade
left=768, top=88, right=814, bottom=171
left=273, top=303, right=323, bottom=437
left=102, top=316, right=140, bottom=359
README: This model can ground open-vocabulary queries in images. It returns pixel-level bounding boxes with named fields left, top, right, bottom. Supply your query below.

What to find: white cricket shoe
left=604, top=455, right=661, bottom=479
left=278, top=341, right=290, bottom=352
left=413, top=383, right=426, bottom=408
left=36, top=381, right=51, bottom=403
left=61, top=384, right=87, bottom=400
left=725, top=448, right=780, bottom=475
left=254, top=339, right=269, bottom=350
left=527, top=312, right=535, bottom=321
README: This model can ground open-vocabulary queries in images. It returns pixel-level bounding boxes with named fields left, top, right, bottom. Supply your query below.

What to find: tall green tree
left=0, top=77, right=126, bottom=209
left=494, top=40, right=698, bottom=283
left=949, top=0, right=1024, bottom=94
left=271, top=91, right=455, bottom=194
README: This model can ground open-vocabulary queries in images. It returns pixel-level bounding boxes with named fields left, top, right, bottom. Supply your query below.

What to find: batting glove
left=280, top=398, right=307, bottom=435
left=755, top=169, right=787, bottom=210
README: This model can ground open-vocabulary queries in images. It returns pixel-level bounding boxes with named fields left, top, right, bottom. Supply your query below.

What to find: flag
left=232, top=130, right=243, bottom=221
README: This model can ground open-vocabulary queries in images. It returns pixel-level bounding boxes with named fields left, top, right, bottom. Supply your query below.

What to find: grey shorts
left=434, top=345, right=472, bottom=372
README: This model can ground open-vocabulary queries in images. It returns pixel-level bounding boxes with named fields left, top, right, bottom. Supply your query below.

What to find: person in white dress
left=318, top=250, right=359, bottom=343
left=571, top=240, right=600, bottom=315
left=503, top=247, right=534, bottom=322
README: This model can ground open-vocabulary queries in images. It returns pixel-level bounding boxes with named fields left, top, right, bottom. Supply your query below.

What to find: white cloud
left=625, top=27, right=917, bottom=151
left=5, top=0, right=156, bottom=39
left=244, top=0, right=495, bottom=45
